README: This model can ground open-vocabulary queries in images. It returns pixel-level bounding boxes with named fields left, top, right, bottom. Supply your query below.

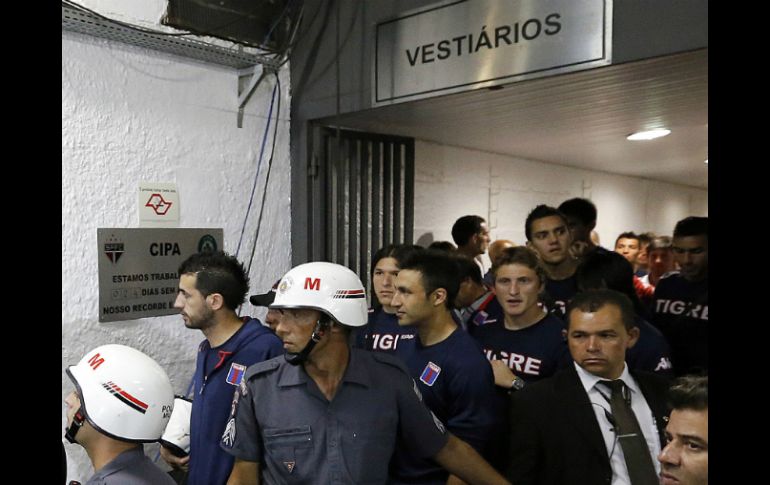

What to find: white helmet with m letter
left=272, top=261, right=368, bottom=327
left=65, top=344, right=175, bottom=443
left=272, top=262, right=368, bottom=364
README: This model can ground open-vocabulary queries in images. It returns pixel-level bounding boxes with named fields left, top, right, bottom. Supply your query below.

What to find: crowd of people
left=63, top=198, right=708, bottom=485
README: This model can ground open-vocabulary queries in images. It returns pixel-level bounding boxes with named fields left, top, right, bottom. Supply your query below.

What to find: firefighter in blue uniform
left=222, top=261, right=509, bottom=485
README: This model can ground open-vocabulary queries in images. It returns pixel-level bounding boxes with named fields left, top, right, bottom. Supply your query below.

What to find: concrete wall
left=414, top=140, right=707, bottom=266
left=62, top=22, right=291, bottom=485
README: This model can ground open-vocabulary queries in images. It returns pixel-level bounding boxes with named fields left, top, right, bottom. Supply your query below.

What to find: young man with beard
left=161, top=251, right=283, bottom=485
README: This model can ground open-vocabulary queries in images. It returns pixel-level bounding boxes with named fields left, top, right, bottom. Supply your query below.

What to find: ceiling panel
left=321, top=49, right=708, bottom=188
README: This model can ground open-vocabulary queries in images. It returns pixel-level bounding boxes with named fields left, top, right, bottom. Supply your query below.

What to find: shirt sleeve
left=220, top=379, right=263, bottom=462
left=444, top=358, right=501, bottom=452
left=395, top=374, right=449, bottom=459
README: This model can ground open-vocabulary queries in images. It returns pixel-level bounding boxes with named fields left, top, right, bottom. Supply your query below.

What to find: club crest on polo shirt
left=226, top=363, right=247, bottom=386
left=420, top=361, right=441, bottom=386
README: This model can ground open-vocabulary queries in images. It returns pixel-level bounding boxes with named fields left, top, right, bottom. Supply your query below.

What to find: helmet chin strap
left=64, top=410, right=86, bottom=444
left=285, top=319, right=328, bottom=366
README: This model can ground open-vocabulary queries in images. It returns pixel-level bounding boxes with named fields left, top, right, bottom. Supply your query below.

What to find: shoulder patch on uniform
left=244, top=357, right=281, bottom=381
left=419, top=362, right=441, bottom=386
left=226, top=363, right=247, bottom=386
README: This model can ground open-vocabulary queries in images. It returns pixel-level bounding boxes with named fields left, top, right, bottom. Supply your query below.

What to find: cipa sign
left=97, top=228, right=223, bottom=322
left=374, top=0, right=612, bottom=105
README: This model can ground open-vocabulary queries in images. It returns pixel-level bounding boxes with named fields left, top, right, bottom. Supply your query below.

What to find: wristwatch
left=510, top=375, right=525, bottom=391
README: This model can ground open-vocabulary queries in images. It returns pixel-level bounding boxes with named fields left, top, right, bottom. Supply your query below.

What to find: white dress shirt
left=574, top=362, right=662, bottom=485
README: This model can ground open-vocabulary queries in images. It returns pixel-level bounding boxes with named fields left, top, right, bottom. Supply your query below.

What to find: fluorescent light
left=626, top=129, right=671, bottom=141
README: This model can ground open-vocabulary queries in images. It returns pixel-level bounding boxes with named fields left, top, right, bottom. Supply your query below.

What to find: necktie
left=601, top=380, right=658, bottom=485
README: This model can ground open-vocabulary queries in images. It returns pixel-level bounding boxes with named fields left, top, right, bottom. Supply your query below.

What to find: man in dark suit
left=505, top=289, right=670, bottom=485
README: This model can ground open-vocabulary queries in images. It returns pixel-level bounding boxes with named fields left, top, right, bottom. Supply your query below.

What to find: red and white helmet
left=272, top=262, right=368, bottom=327
left=66, top=344, right=174, bottom=442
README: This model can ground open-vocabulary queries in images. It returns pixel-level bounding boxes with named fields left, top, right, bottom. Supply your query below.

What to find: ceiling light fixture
left=626, top=129, right=671, bottom=141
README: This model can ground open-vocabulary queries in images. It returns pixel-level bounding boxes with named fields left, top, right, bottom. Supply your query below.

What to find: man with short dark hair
left=635, top=232, right=655, bottom=277
left=506, top=289, right=670, bottom=485
left=558, top=197, right=601, bottom=258
left=161, top=251, right=283, bottom=485
left=524, top=205, right=579, bottom=318
left=452, top=215, right=491, bottom=272
left=652, top=217, right=708, bottom=376
left=392, top=250, right=503, bottom=484
left=615, top=232, right=642, bottom=267
left=658, top=376, right=708, bottom=485
left=640, top=236, right=676, bottom=291
left=454, top=255, right=496, bottom=330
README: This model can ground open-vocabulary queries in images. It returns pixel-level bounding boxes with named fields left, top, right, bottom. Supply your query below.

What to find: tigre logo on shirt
left=654, top=299, right=708, bottom=320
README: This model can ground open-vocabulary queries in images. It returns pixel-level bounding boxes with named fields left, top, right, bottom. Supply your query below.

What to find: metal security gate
left=307, top=126, right=414, bottom=297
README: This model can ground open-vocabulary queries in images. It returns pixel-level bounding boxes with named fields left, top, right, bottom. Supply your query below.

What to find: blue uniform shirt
left=353, top=308, right=417, bottom=353
left=188, top=318, right=283, bottom=485
left=85, top=447, right=175, bottom=485
left=222, top=349, right=448, bottom=484
left=392, top=327, right=502, bottom=484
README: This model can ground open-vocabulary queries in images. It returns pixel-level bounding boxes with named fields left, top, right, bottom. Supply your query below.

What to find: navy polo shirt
left=392, top=327, right=502, bottom=484
left=353, top=308, right=417, bottom=353
left=469, top=313, right=570, bottom=382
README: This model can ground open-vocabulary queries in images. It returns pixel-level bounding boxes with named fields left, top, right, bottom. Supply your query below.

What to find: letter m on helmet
left=304, top=277, right=321, bottom=291
left=88, top=353, right=105, bottom=370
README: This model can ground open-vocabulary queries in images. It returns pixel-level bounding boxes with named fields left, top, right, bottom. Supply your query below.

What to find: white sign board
left=375, top=0, right=612, bottom=105
left=98, top=228, right=223, bottom=322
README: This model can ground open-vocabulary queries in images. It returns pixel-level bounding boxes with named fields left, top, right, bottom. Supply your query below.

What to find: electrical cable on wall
left=246, top=72, right=282, bottom=276
left=235, top=81, right=278, bottom=257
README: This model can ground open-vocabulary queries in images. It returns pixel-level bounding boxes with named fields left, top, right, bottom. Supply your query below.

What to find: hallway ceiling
left=323, top=49, right=708, bottom=189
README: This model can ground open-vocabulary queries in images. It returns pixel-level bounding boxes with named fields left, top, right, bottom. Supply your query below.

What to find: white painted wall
left=414, top=140, right=707, bottom=265
left=62, top=27, right=291, bottom=485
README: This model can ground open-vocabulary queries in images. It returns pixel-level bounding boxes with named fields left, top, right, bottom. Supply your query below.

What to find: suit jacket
left=505, top=365, right=670, bottom=485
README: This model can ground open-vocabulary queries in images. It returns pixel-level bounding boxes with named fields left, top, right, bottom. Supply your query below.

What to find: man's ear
left=432, top=288, right=447, bottom=307
left=626, top=325, right=640, bottom=349
left=207, top=293, right=225, bottom=311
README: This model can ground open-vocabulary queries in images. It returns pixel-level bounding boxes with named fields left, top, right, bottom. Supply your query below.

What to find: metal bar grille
left=312, top=127, right=415, bottom=298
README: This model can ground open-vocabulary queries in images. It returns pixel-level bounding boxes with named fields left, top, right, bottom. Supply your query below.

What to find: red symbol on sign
left=145, top=193, right=173, bottom=215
